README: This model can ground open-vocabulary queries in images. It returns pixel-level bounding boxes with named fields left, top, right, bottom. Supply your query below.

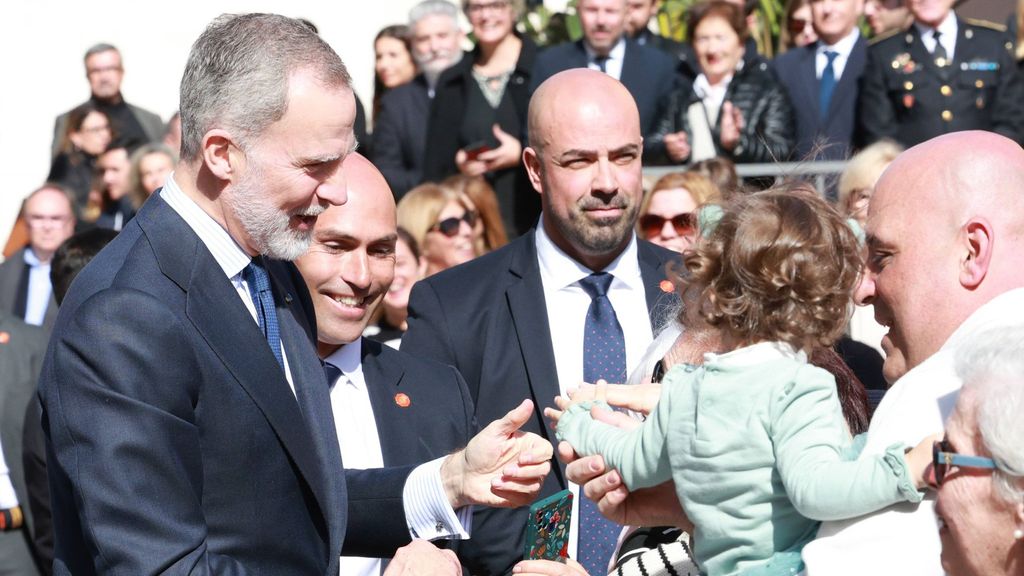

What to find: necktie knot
left=824, top=50, right=838, bottom=65
left=242, top=256, right=284, bottom=370
left=593, top=55, right=609, bottom=73
left=579, top=272, right=614, bottom=299
left=243, top=257, right=272, bottom=296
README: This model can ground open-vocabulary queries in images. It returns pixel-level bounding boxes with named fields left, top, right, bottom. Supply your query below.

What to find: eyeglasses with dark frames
left=431, top=211, right=478, bottom=237
left=932, top=438, right=997, bottom=486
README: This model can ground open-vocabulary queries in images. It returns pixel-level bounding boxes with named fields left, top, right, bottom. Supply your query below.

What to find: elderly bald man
left=402, top=69, right=678, bottom=575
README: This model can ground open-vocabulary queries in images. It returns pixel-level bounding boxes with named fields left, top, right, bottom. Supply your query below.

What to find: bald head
left=296, top=152, right=398, bottom=354
left=523, top=68, right=644, bottom=272
left=528, top=68, right=641, bottom=153
left=857, top=131, right=1024, bottom=383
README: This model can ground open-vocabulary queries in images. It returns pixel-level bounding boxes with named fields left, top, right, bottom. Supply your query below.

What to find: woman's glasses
left=431, top=211, right=478, bottom=237
left=932, top=439, right=996, bottom=486
left=639, top=213, right=697, bottom=239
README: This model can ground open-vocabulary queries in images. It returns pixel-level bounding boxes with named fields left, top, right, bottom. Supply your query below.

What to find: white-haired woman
left=935, top=326, right=1024, bottom=576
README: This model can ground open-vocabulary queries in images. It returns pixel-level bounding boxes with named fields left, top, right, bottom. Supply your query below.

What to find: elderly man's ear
left=202, top=129, right=241, bottom=181
left=959, top=218, right=993, bottom=289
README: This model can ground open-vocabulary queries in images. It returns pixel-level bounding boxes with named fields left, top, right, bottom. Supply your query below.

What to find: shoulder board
left=964, top=18, right=1007, bottom=33
left=869, top=28, right=902, bottom=46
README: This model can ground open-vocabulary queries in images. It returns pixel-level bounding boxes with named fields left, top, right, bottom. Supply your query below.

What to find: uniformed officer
left=856, top=0, right=1024, bottom=147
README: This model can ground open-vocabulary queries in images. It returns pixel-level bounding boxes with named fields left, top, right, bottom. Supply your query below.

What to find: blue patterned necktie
left=819, top=50, right=838, bottom=121
left=242, top=257, right=284, bottom=370
left=576, top=271, right=626, bottom=575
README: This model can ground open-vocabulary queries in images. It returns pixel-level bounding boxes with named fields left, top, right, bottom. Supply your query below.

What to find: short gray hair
left=179, top=13, right=352, bottom=161
left=955, top=325, right=1024, bottom=503
left=84, top=43, right=119, bottom=64
left=409, top=0, right=459, bottom=27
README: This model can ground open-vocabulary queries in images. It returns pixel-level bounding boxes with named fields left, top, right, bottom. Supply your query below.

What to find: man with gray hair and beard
left=38, top=13, right=548, bottom=576
left=372, top=0, right=464, bottom=197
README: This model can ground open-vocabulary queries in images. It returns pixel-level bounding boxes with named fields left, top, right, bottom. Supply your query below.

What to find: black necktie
left=242, top=257, right=284, bottom=370
left=593, top=55, right=609, bottom=74
left=323, top=361, right=343, bottom=390
left=576, top=271, right=626, bottom=575
left=931, top=30, right=947, bottom=65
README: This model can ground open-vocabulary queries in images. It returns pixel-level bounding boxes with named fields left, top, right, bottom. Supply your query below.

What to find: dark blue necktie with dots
left=243, top=257, right=284, bottom=370
left=576, top=271, right=626, bottom=575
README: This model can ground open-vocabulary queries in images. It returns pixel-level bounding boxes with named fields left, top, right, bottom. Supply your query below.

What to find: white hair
left=955, top=325, right=1024, bottom=502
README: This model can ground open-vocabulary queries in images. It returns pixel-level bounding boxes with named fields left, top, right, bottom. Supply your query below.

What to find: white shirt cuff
left=403, top=456, right=472, bottom=541
left=0, top=440, right=19, bottom=509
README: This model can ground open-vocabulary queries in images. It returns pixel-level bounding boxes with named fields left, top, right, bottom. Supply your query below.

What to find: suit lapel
left=139, top=197, right=332, bottom=530
left=799, top=45, right=822, bottom=120
left=361, top=339, right=428, bottom=464
left=620, top=40, right=642, bottom=94
left=504, top=234, right=565, bottom=485
left=637, top=240, right=676, bottom=331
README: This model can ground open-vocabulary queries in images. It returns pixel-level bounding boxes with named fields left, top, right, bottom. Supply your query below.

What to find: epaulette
left=964, top=18, right=1007, bottom=33
left=869, top=28, right=901, bottom=46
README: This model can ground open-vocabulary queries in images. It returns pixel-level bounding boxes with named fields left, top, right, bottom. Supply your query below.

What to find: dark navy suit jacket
left=37, top=194, right=412, bottom=575
left=529, top=39, right=678, bottom=138
left=771, top=34, right=868, bottom=160
left=371, top=76, right=431, bottom=200
left=402, top=230, right=678, bottom=575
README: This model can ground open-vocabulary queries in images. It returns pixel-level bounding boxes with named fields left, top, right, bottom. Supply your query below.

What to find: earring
left=1014, top=528, right=1024, bottom=541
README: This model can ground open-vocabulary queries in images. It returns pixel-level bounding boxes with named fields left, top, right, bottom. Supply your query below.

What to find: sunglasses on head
left=639, top=213, right=697, bottom=239
left=932, top=438, right=996, bottom=486
left=431, top=211, right=478, bottom=237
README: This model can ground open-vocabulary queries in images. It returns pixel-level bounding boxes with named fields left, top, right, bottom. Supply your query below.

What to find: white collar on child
left=702, top=341, right=806, bottom=368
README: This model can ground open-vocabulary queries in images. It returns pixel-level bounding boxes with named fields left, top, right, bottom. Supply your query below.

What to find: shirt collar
left=914, top=11, right=957, bottom=41
left=159, top=172, right=253, bottom=279
left=817, top=27, right=860, bottom=56
left=534, top=218, right=642, bottom=291
left=325, top=338, right=363, bottom=375
left=23, top=247, right=45, bottom=267
left=584, top=36, right=626, bottom=63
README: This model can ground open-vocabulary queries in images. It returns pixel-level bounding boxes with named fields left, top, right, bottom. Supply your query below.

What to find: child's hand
left=544, top=380, right=610, bottom=428
left=906, top=432, right=944, bottom=490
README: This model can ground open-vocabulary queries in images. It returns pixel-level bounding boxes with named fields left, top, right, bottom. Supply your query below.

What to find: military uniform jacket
left=856, top=16, right=1024, bottom=148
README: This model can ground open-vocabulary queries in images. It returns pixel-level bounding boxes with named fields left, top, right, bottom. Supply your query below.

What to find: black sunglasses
left=932, top=439, right=996, bottom=486
left=639, top=213, right=697, bottom=239
left=431, top=211, right=478, bottom=237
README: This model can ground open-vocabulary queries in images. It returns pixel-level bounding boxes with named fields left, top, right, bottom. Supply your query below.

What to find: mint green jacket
left=557, top=343, right=922, bottom=576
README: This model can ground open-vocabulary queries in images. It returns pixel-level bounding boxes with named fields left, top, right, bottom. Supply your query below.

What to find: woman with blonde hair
left=637, top=171, right=721, bottom=253
left=441, top=174, right=508, bottom=254
left=127, top=143, right=177, bottom=210
left=837, top=139, right=903, bottom=227
left=397, top=182, right=480, bottom=277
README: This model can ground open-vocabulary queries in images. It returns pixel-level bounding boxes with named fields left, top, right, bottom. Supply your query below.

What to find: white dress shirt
left=584, top=37, right=627, bottom=81
left=22, top=248, right=52, bottom=327
left=160, top=175, right=296, bottom=394
left=803, top=288, right=1024, bottom=575
left=815, top=28, right=861, bottom=81
left=535, top=223, right=655, bottom=560
left=325, top=340, right=471, bottom=576
left=915, top=12, right=958, bottom=61
left=0, top=437, right=19, bottom=509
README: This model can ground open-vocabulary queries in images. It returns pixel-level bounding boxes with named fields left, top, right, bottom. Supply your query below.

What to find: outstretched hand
left=442, top=399, right=552, bottom=508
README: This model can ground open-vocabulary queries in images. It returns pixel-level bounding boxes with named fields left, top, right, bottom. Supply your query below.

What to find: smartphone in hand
left=523, top=489, right=573, bottom=561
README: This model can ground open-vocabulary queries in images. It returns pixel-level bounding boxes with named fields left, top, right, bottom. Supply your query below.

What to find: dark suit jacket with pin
left=529, top=39, right=679, bottom=140
left=0, top=249, right=59, bottom=335
left=856, top=16, right=1024, bottom=148
left=37, top=194, right=413, bottom=575
left=771, top=34, right=868, bottom=160
left=402, top=230, right=679, bottom=575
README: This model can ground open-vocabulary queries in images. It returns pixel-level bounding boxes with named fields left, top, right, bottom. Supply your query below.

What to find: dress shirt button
left=436, top=520, right=444, bottom=533
left=941, top=110, right=953, bottom=122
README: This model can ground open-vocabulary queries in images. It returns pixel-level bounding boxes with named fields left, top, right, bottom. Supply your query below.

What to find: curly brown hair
left=675, top=184, right=862, bottom=353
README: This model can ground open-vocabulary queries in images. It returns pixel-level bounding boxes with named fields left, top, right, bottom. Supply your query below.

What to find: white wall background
left=0, top=0, right=443, bottom=245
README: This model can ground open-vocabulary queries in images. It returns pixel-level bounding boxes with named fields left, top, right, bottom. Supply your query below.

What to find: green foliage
left=521, top=0, right=787, bottom=58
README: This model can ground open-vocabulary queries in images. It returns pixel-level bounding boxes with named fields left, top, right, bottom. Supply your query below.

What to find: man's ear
left=523, top=146, right=543, bottom=196
left=959, top=217, right=993, bottom=289
left=201, top=129, right=240, bottom=182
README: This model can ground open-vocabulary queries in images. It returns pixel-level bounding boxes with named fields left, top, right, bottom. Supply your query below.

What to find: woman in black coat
left=422, top=0, right=538, bottom=237
left=649, top=0, right=795, bottom=166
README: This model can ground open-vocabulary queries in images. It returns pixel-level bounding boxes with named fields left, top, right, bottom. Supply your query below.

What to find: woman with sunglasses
left=637, top=172, right=721, bottom=253
left=933, top=327, right=1024, bottom=576
left=778, top=0, right=818, bottom=54
left=397, top=182, right=481, bottom=277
